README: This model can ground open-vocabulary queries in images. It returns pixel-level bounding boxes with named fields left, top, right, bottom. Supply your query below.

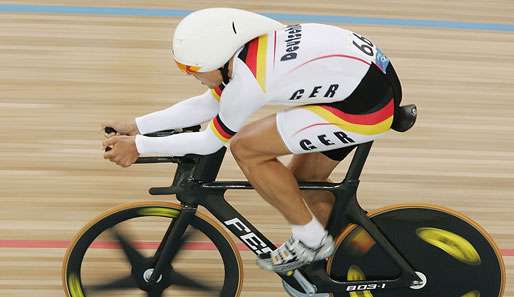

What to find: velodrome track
left=0, top=1, right=513, bottom=296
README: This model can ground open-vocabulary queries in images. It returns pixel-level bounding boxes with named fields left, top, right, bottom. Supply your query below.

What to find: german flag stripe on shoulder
left=210, top=84, right=225, bottom=102
left=238, top=35, right=269, bottom=92
left=210, top=115, right=236, bottom=142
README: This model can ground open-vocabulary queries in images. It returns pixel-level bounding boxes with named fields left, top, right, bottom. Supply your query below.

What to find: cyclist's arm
left=135, top=90, right=220, bottom=134
left=135, top=68, right=266, bottom=156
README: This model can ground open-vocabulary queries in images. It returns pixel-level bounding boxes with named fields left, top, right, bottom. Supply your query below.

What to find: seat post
left=344, top=141, right=373, bottom=182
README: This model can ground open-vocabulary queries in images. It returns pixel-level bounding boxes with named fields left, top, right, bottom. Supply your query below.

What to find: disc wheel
left=327, top=204, right=505, bottom=297
left=63, top=201, right=243, bottom=297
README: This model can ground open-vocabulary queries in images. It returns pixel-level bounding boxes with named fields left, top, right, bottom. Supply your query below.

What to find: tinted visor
left=175, top=61, right=201, bottom=74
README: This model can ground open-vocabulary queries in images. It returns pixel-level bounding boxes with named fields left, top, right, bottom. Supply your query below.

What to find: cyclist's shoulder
left=212, top=61, right=266, bottom=102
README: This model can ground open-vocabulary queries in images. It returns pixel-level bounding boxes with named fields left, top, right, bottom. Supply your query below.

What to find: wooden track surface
left=0, top=1, right=513, bottom=296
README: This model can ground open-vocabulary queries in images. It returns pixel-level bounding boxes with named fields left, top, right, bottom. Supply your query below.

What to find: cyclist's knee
left=230, top=134, right=257, bottom=163
left=230, top=134, right=276, bottom=166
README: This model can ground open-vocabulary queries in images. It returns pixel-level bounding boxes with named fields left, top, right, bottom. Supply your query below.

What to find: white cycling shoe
left=256, top=234, right=335, bottom=273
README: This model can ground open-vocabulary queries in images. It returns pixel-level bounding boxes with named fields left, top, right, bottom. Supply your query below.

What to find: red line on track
left=0, top=239, right=251, bottom=251
left=0, top=240, right=513, bottom=257
left=502, top=248, right=514, bottom=256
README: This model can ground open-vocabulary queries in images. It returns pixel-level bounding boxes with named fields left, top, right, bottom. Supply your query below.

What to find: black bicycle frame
left=139, top=139, right=421, bottom=294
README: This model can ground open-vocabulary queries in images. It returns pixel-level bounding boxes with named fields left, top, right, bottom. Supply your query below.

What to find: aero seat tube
left=345, top=142, right=373, bottom=182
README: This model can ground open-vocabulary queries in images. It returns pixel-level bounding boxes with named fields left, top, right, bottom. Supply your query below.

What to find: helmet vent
left=232, top=21, right=237, bottom=34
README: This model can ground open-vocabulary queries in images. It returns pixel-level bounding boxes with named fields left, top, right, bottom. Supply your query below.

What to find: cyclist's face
left=189, top=58, right=233, bottom=89
left=191, top=70, right=223, bottom=89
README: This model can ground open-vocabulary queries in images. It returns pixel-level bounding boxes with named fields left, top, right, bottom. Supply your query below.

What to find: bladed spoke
left=147, top=288, right=164, bottom=297
left=110, top=228, right=146, bottom=269
left=168, top=269, right=219, bottom=293
left=87, top=274, right=138, bottom=292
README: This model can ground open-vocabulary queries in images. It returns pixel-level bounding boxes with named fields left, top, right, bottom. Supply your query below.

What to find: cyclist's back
left=224, top=23, right=393, bottom=106
left=256, top=23, right=390, bottom=105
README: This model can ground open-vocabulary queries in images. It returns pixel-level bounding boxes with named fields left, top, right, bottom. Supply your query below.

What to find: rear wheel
left=63, top=201, right=243, bottom=297
left=327, top=204, right=505, bottom=297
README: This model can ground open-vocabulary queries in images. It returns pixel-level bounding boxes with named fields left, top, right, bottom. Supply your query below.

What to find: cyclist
left=103, top=8, right=403, bottom=273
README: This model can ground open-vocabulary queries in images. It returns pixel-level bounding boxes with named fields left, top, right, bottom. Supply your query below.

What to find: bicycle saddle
left=391, top=104, right=417, bottom=132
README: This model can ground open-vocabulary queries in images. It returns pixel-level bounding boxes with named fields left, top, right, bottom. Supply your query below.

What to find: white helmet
left=173, top=8, right=284, bottom=73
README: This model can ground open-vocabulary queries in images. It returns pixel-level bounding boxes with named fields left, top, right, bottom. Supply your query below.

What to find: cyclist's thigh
left=231, top=114, right=291, bottom=157
left=276, top=98, right=394, bottom=155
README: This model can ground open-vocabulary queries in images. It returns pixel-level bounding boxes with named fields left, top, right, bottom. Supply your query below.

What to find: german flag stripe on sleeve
left=210, top=85, right=224, bottom=102
left=238, top=35, right=268, bottom=91
left=210, top=115, right=236, bottom=142
left=303, top=99, right=394, bottom=136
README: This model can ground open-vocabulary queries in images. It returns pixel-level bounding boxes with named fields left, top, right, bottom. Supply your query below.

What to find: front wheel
left=327, top=204, right=505, bottom=297
left=62, top=201, right=243, bottom=297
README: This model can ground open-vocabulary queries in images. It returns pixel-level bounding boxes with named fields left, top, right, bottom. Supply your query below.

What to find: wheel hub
left=143, top=268, right=163, bottom=283
left=410, top=271, right=427, bottom=290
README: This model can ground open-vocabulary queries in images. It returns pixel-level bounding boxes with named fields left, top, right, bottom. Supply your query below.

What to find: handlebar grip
left=104, top=127, right=116, bottom=152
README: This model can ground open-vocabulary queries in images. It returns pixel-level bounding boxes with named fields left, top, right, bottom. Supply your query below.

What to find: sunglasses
left=176, top=61, right=201, bottom=74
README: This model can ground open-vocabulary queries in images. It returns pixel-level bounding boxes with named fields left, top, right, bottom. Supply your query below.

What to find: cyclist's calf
left=287, top=154, right=339, bottom=226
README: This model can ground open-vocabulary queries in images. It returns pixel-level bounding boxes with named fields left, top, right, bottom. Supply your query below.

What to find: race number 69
left=352, top=33, right=374, bottom=57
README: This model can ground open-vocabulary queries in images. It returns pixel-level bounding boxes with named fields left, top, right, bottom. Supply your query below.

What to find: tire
left=327, top=204, right=505, bottom=297
left=62, top=201, right=243, bottom=297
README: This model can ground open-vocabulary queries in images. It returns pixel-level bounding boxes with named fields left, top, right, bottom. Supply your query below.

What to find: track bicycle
left=62, top=105, right=505, bottom=297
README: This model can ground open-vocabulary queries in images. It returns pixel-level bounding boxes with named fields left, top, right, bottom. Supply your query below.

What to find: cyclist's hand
left=102, top=120, right=139, bottom=137
left=103, top=135, right=140, bottom=167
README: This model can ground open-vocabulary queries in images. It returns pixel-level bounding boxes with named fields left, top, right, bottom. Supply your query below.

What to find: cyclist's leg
left=230, top=114, right=313, bottom=226
left=231, top=114, right=336, bottom=272
left=232, top=100, right=393, bottom=272
left=276, top=96, right=394, bottom=228
left=288, top=153, right=339, bottom=226
left=288, top=146, right=355, bottom=226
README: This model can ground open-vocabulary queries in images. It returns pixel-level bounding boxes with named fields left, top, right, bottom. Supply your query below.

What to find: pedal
left=282, top=280, right=329, bottom=297
left=282, top=271, right=328, bottom=297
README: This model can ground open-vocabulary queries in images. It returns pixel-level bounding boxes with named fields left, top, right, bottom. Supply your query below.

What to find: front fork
left=147, top=204, right=197, bottom=284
